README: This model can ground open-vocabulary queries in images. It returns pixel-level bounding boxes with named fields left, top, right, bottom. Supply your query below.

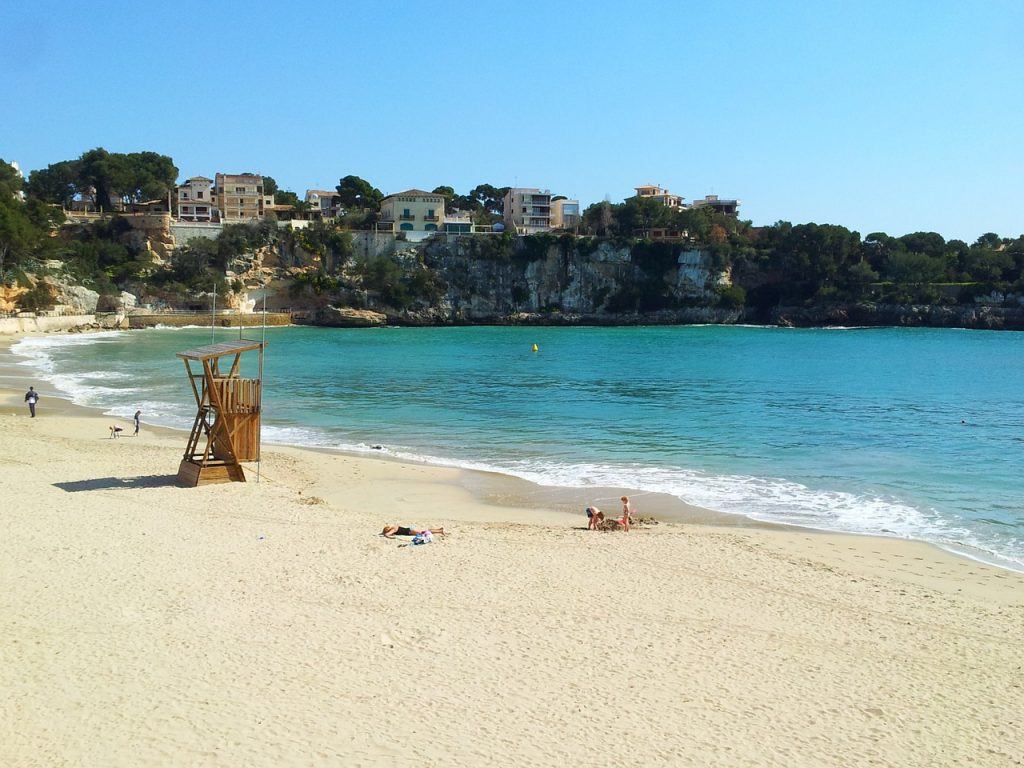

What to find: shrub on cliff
left=17, top=281, right=56, bottom=311
left=716, top=284, right=746, bottom=309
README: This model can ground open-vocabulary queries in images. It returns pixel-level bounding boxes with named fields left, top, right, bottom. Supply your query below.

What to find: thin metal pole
left=211, top=282, right=217, bottom=345
left=256, top=291, right=266, bottom=483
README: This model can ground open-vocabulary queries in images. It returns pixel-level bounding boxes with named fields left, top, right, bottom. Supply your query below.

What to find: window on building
left=427, top=209, right=434, bottom=217
left=403, top=208, right=411, bottom=217
left=197, top=191, right=204, bottom=199
left=235, top=187, right=245, bottom=193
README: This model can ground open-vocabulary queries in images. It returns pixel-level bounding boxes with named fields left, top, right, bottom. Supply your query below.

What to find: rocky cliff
left=770, top=302, right=1024, bottom=331
left=328, top=235, right=742, bottom=325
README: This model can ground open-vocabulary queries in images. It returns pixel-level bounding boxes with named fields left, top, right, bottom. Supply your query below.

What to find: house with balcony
left=378, top=189, right=445, bottom=237
left=213, top=173, right=274, bottom=222
left=691, top=194, right=741, bottom=216
left=634, top=184, right=685, bottom=209
left=177, top=176, right=215, bottom=222
left=305, top=189, right=339, bottom=217
left=503, top=188, right=552, bottom=234
left=550, top=198, right=580, bottom=230
left=443, top=210, right=474, bottom=234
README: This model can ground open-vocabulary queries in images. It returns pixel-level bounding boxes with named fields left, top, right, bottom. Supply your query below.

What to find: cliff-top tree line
left=580, top=196, right=1024, bottom=311
left=26, top=148, right=178, bottom=211
left=3, top=150, right=1023, bottom=317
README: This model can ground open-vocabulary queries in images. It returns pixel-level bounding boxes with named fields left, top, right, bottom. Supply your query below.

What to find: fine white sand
left=1, top=386, right=1022, bottom=767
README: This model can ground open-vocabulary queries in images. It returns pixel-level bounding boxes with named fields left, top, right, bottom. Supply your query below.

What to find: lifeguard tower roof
left=177, top=339, right=264, bottom=361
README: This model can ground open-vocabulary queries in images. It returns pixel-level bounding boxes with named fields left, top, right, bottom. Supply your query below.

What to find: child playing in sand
left=586, top=506, right=604, bottom=530
left=109, top=425, right=124, bottom=439
left=620, top=496, right=635, bottom=532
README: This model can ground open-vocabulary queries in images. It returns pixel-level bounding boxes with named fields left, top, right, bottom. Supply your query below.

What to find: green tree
left=451, top=193, right=482, bottom=214
left=336, top=175, right=383, bottom=210
left=615, top=196, right=672, bottom=237
left=0, top=159, right=52, bottom=280
left=432, top=186, right=457, bottom=213
left=117, top=151, right=178, bottom=203
left=26, top=160, right=80, bottom=207
left=274, top=189, right=302, bottom=207
left=898, top=231, right=946, bottom=258
left=469, top=184, right=507, bottom=215
left=882, top=251, right=946, bottom=283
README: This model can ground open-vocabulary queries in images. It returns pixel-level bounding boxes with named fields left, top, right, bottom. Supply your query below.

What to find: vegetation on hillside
left=27, top=148, right=177, bottom=211
left=2, top=153, right=1023, bottom=318
left=582, top=197, right=1024, bottom=312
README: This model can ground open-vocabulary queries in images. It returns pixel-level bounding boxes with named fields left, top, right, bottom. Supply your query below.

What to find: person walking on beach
left=24, top=387, right=39, bottom=418
left=133, top=410, right=141, bottom=436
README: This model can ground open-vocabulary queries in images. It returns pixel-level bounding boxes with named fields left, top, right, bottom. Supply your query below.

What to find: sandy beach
left=1, top=365, right=1023, bottom=766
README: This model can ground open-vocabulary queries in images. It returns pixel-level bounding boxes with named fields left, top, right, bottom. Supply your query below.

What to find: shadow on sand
left=54, top=474, right=181, bottom=493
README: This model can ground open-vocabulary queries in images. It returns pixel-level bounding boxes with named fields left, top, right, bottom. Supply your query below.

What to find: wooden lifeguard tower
left=176, top=339, right=265, bottom=486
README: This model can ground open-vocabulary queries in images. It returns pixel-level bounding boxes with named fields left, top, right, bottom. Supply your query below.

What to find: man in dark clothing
left=24, top=387, right=39, bottom=417
left=133, top=410, right=141, bottom=436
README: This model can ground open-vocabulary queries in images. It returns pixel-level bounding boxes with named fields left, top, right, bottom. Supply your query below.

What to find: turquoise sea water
left=12, top=325, right=1024, bottom=569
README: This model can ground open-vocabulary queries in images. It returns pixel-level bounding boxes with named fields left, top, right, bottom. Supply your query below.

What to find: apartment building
left=305, top=189, right=339, bottom=217
left=691, top=194, right=741, bottom=216
left=378, top=189, right=445, bottom=233
left=550, top=198, right=581, bottom=230
left=503, top=188, right=552, bottom=234
left=634, top=184, right=685, bottom=209
left=177, top=176, right=215, bottom=222
left=214, top=173, right=273, bottom=222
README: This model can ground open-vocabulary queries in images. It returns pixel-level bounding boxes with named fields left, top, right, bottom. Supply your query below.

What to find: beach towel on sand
left=411, top=531, right=433, bottom=545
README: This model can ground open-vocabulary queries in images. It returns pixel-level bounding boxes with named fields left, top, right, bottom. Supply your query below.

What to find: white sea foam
left=308, top=443, right=1023, bottom=571
left=11, top=332, right=136, bottom=411
left=11, top=330, right=1022, bottom=572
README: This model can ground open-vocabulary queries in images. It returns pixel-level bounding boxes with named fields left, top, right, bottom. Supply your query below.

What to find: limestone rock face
left=41, top=277, right=99, bottom=314
left=118, top=291, right=137, bottom=311
left=0, top=284, right=28, bottom=312
left=314, top=306, right=388, bottom=327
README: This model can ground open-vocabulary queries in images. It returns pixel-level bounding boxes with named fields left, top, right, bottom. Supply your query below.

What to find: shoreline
left=2, top=332, right=1022, bottom=765
left=0, top=327, right=782, bottom=534
left=2, top=327, right=1020, bottom=572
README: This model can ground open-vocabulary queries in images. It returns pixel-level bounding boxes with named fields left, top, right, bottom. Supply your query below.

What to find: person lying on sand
left=381, top=525, right=446, bottom=539
left=586, top=506, right=604, bottom=530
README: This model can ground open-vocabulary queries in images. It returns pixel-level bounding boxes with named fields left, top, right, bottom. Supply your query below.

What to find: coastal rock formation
left=366, top=235, right=729, bottom=324
left=314, top=306, right=388, bottom=327
left=41, top=277, right=100, bottom=314
left=0, top=284, right=28, bottom=312
left=771, top=303, right=1024, bottom=331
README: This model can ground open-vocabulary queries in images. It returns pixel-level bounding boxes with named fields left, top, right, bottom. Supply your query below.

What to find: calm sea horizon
left=11, top=324, right=1024, bottom=570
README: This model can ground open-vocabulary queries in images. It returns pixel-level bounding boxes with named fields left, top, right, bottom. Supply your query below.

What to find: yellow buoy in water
left=531, top=344, right=539, bottom=352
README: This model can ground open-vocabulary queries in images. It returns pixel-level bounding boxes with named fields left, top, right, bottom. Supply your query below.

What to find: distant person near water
left=134, top=410, right=141, bottom=436
left=24, top=387, right=39, bottom=418
left=380, top=525, right=446, bottom=539
left=586, top=506, right=604, bottom=530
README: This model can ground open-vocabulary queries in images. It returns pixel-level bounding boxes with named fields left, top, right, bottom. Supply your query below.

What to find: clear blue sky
left=2, top=0, right=1021, bottom=241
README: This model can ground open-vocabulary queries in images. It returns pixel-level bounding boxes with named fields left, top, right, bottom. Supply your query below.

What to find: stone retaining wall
left=0, top=314, right=127, bottom=335
left=127, top=313, right=292, bottom=329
